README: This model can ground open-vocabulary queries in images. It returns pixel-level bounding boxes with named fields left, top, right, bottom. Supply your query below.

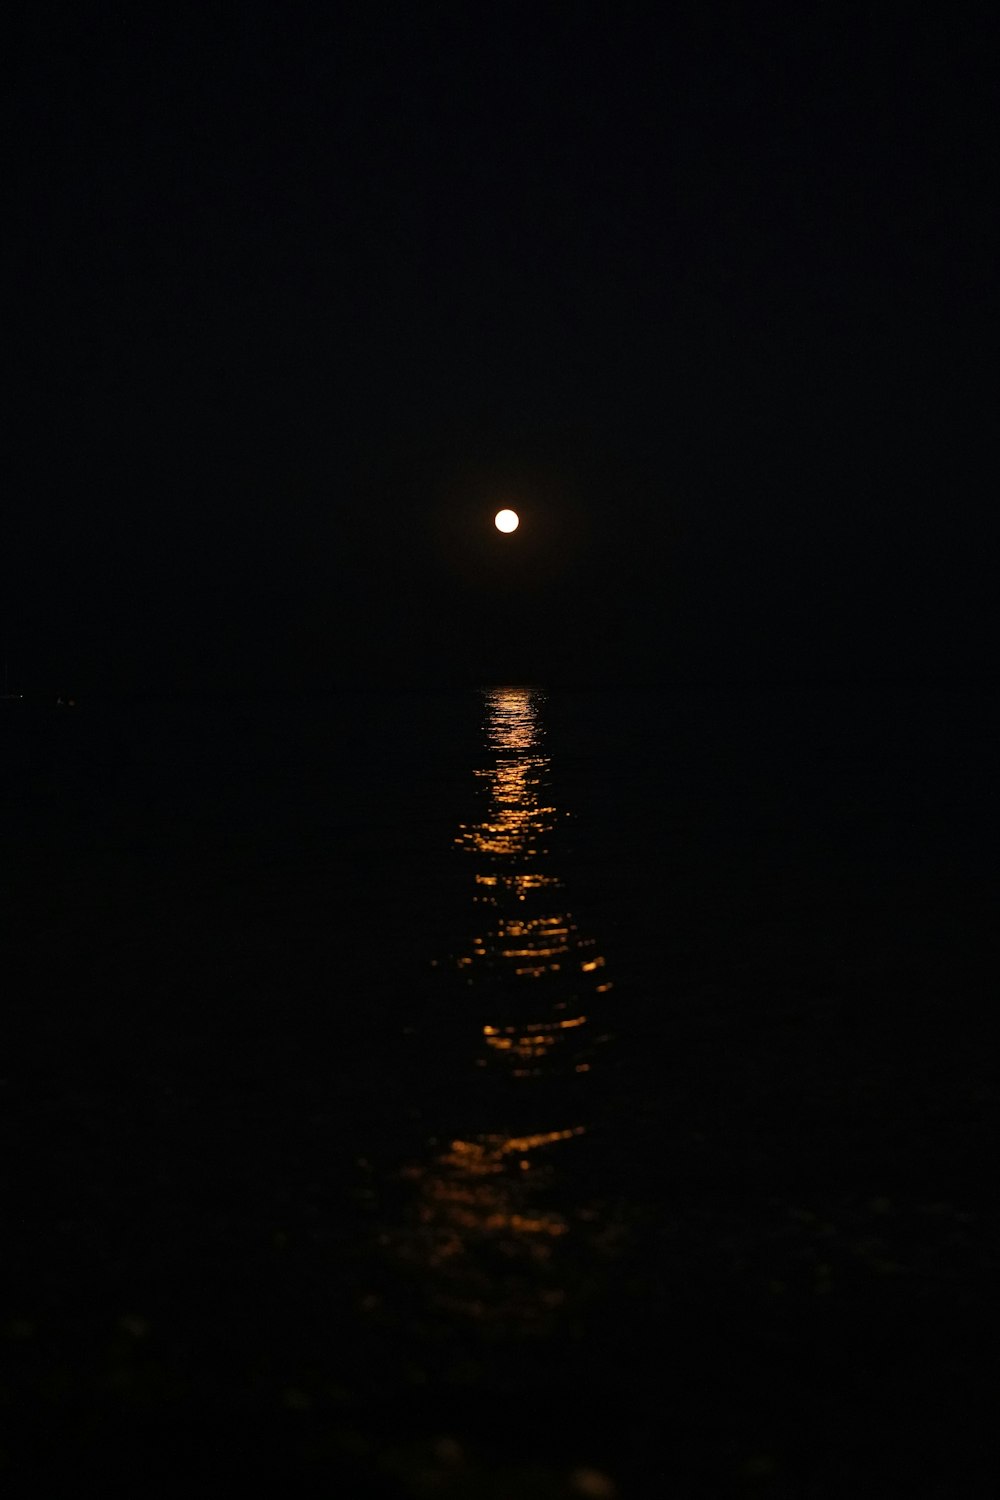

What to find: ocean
left=4, top=685, right=995, bottom=1495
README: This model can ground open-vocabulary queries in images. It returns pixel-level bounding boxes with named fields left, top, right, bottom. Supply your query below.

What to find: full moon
left=494, top=509, right=519, bottom=533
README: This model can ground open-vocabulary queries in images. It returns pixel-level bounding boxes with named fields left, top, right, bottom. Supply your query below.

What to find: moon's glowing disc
left=494, top=509, right=519, bottom=533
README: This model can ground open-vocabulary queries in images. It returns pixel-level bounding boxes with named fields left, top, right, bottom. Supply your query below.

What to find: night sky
left=5, top=4, right=994, bottom=694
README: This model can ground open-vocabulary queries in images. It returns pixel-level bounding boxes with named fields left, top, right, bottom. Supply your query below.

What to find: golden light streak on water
left=381, top=686, right=619, bottom=1337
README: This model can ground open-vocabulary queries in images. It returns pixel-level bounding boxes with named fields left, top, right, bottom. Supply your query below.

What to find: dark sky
left=5, top=3, right=995, bottom=692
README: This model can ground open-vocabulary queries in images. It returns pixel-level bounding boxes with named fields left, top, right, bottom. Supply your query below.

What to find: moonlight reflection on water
left=381, top=686, right=619, bottom=1335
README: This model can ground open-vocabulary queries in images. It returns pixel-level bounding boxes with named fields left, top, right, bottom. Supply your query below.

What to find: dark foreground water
left=3, top=686, right=996, bottom=1495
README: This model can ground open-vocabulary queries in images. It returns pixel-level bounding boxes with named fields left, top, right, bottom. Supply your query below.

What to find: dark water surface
left=3, top=687, right=996, bottom=1495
